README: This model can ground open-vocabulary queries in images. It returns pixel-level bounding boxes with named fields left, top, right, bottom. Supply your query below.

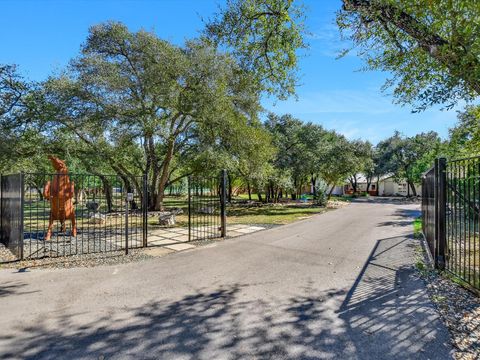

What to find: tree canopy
left=205, top=0, right=306, bottom=99
left=376, top=131, right=441, bottom=195
left=337, top=0, right=480, bottom=111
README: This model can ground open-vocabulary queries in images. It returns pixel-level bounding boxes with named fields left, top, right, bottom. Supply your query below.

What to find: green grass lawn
left=22, top=195, right=332, bottom=230
left=227, top=204, right=328, bottom=225
left=413, top=217, right=422, bottom=238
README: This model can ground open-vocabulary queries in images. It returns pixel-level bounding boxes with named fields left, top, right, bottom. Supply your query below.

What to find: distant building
left=340, top=174, right=422, bottom=197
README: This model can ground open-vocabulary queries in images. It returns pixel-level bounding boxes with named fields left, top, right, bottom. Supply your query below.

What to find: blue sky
left=0, top=0, right=460, bottom=143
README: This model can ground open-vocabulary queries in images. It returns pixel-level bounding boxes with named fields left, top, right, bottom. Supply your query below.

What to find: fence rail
left=422, top=156, right=480, bottom=291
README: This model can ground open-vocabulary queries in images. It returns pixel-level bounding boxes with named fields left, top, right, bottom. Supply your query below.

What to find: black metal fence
left=0, top=171, right=228, bottom=261
left=188, top=170, right=227, bottom=241
left=422, top=156, right=480, bottom=291
left=21, top=173, right=146, bottom=259
left=421, top=166, right=436, bottom=258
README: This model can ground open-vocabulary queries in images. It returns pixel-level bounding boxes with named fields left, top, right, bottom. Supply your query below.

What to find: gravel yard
left=0, top=247, right=158, bottom=270
left=418, top=246, right=480, bottom=360
left=0, top=223, right=282, bottom=270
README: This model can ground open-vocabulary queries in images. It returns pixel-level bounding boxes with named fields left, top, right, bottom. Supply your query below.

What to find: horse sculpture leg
left=45, top=216, right=54, bottom=241
left=71, top=215, right=77, bottom=237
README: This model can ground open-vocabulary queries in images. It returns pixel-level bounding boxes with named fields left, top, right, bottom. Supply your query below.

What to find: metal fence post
left=20, top=173, right=24, bottom=260
left=142, top=174, right=148, bottom=248
left=436, top=158, right=447, bottom=269
left=188, top=176, right=192, bottom=242
left=0, top=174, right=2, bottom=247
left=220, top=169, right=227, bottom=238
left=125, top=194, right=129, bottom=255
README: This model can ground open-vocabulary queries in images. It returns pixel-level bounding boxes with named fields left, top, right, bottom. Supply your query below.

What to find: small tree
left=314, top=179, right=329, bottom=206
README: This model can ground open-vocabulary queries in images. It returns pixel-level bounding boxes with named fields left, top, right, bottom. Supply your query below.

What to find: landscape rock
left=89, top=212, right=106, bottom=224
left=158, top=212, right=176, bottom=226
left=198, top=206, right=215, bottom=214
left=171, top=207, right=184, bottom=215
left=86, top=201, right=100, bottom=212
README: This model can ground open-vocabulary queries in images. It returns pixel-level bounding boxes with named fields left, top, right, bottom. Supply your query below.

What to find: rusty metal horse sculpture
left=43, top=156, right=77, bottom=240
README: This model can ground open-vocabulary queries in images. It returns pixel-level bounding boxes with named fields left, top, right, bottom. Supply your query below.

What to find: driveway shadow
left=0, top=204, right=453, bottom=359
left=337, top=235, right=452, bottom=359
left=0, top=235, right=453, bottom=360
left=0, top=281, right=37, bottom=298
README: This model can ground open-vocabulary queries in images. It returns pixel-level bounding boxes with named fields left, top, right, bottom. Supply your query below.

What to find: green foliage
left=447, top=105, right=480, bottom=157
left=30, top=22, right=264, bottom=209
left=319, top=131, right=356, bottom=193
left=347, top=139, right=374, bottom=191
left=376, top=131, right=441, bottom=195
left=413, top=217, right=422, bottom=239
left=205, top=0, right=306, bottom=99
left=337, top=0, right=480, bottom=111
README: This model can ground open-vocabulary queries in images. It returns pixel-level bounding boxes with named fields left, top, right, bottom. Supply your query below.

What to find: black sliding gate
left=0, top=171, right=227, bottom=261
left=422, top=156, right=480, bottom=291
left=188, top=170, right=227, bottom=241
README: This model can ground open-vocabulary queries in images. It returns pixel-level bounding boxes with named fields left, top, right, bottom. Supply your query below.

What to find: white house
left=337, top=174, right=422, bottom=197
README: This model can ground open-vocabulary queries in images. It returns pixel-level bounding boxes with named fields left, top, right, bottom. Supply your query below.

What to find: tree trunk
left=311, top=175, right=317, bottom=196
left=35, top=187, right=44, bottom=201
left=247, top=182, right=252, bottom=200
left=228, top=175, right=233, bottom=203
left=155, top=138, right=175, bottom=211
left=292, top=178, right=297, bottom=200
left=119, top=175, right=138, bottom=210
left=328, top=185, right=335, bottom=200
left=99, top=175, right=113, bottom=212
left=349, top=177, right=358, bottom=193
left=257, top=192, right=263, bottom=202
left=408, top=181, right=417, bottom=197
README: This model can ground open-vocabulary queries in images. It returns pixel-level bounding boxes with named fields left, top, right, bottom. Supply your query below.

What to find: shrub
left=314, top=180, right=329, bottom=206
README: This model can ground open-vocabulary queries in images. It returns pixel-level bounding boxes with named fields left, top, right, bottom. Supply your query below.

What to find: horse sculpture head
left=48, top=155, right=68, bottom=173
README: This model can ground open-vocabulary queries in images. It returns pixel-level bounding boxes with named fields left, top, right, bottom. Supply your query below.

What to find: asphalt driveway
left=0, top=198, right=453, bottom=359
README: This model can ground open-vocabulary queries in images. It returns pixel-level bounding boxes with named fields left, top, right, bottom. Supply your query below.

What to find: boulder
left=89, top=212, right=106, bottom=225
left=169, top=207, right=184, bottom=215
left=158, top=212, right=176, bottom=226
left=198, top=206, right=215, bottom=214
left=86, top=201, right=99, bottom=212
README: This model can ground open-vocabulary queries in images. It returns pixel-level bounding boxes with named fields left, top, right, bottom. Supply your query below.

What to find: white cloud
left=263, top=89, right=460, bottom=143
left=306, top=22, right=351, bottom=58
left=265, top=89, right=396, bottom=115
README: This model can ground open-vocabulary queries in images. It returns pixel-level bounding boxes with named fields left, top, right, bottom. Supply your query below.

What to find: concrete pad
left=235, top=227, right=260, bottom=234
left=147, top=235, right=167, bottom=241
left=229, top=224, right=250, bottom=229
left=164, top=243, right=196, bottom=251
left=172, top=229, right=189, bottom=235
left=148, top=238, right=180, bottom=246
left=149, top=230, right=172, bottom=237
left=247, top=226, right=265, bottom=231
left=172, top=235, right=189, bottom=242
left=143, top=247, right=174, bottom=257
left=227, top=231, right=245, bottom=238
